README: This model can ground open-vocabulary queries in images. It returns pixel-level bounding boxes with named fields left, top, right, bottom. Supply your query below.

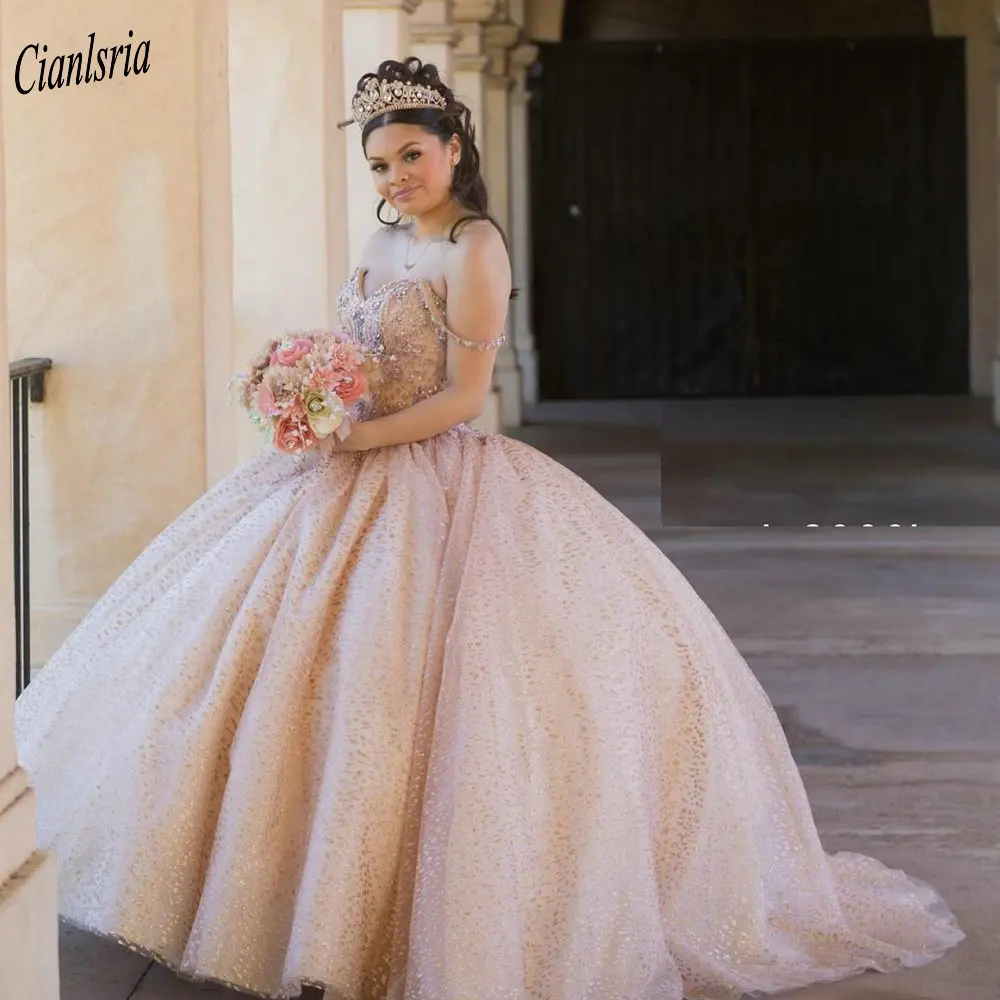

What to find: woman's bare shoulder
left=448, top=219, right=510, bottom=285
left=452, top=217, right=504, bottom=250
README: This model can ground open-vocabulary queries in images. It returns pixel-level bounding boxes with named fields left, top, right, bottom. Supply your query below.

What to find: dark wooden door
left=529, top=39, right=968, bottom=399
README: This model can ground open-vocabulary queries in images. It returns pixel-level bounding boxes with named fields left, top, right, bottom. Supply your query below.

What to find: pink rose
left=256, top=381, right=278, bottom=416
left=274, top=408, right=317, bottom=454
left=270, top=337, right=314, bottom=367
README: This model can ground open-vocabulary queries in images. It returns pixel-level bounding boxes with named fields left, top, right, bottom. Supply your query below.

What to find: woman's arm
left=337, top=223, right=511, bottom=451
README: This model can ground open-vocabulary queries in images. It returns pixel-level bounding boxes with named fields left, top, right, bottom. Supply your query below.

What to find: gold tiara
left=351, top=77, right=448, bottom=128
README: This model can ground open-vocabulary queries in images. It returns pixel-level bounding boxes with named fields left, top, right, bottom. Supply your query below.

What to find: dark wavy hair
left=340, top=57, right=509, bottom=249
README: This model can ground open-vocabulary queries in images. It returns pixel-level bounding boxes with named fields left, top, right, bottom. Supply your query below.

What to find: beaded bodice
left=336, top=268, right=505, bottom=420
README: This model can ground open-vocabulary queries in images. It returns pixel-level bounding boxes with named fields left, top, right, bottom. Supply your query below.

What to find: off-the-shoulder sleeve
left=419, top=280, right=507, bottom=351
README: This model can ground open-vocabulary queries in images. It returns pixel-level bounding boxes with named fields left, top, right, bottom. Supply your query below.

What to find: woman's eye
left=370, top=163, right=386, bottom=173
left=404, top=151, right=421, bottom=162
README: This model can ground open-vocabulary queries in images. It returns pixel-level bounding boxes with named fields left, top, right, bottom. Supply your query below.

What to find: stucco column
left=452, top=4, right=490, bottom=131
left=994, top=69, right=1000, bottom=427
left=0, top=16, right=60, bottom=988
left=933, top=0, right=1000, bottom=422
left=483, top=29, right=519, bottom=232
left=962, top=5, right=1000, bottom=421
left=969, top=5, right=1000, bottom=426
left=992, top=6, right=1000, bottom=425
left=447, top=31, right=497, bottom=431
left=483, top=24, right=524, bottom=427
left=229, top=0, right=352, bottom=463
left=411, top=1, right=461, bottom=79
left=201, top=0, right=238, bottom=486
left=508, top=43, right=539, bottom=407
left=342, top=0, right=420, bottom=268
left=452, top=6, right=521, bottom=431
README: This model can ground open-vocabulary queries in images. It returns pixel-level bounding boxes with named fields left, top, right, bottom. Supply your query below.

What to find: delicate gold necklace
left=403, top=232, right=445, bottom=271
left=403, top=226, right=462, bottom=271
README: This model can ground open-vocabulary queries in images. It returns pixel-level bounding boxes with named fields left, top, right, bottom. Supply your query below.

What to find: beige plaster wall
left=229, top=0, right=350, bottom=465
left=2, top=0, right=206, bottom=661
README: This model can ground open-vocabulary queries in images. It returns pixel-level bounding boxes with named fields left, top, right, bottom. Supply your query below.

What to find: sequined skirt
left=14, top=426, right=964, bottom=999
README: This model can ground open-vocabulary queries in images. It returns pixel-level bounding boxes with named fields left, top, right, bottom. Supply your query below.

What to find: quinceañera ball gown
left=16, top=268, right=963, bottom=999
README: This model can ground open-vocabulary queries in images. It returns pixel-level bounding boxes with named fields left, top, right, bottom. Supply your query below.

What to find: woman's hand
left=329, top=419, right=374, bottom=453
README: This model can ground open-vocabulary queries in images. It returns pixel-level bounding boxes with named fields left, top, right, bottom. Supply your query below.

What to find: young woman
left=15, top=57, right=963, bottom=1000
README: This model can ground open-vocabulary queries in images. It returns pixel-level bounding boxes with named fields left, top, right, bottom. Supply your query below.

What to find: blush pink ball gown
left=15, top=268, right=964, bottom=999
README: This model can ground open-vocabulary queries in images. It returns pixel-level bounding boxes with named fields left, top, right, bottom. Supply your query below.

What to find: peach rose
left=270, top=337, right=314, bottom=368
left=274, top=407, right=317, bottom=454
left=333, top=371, right=368, bottom=403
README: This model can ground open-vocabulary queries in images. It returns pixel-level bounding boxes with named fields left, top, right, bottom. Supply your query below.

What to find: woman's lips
left=394, top=187, right=418, bottom=203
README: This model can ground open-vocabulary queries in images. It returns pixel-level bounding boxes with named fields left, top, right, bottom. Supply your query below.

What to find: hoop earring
left=376, top=199, right=402, bottom=227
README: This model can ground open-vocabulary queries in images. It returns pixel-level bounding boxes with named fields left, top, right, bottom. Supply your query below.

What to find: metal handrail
left=10, top=357, right=51, bottom=696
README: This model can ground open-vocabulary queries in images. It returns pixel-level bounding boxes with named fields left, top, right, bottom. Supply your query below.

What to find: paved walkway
left=59, top=399, right=1000, bottom=999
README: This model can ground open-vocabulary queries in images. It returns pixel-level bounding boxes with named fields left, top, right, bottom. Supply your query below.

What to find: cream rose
left=302, top=389, right=347, bottom=438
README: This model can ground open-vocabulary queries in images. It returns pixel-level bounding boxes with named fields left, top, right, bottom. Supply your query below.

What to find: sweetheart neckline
left=345, top=267, right=506, bottom=351
left=352, top=267, right=446, bottom=306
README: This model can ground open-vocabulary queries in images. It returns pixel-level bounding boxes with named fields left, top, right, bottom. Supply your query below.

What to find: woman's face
left=364, top=122, right=459, bottom=217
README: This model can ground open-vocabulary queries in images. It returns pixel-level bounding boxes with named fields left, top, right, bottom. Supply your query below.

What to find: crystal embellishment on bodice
left=336, top=268, right=505, bottom=420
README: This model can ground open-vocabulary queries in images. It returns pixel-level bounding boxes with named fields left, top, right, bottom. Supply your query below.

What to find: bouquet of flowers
left=229, top=331, right=379, bottom=454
